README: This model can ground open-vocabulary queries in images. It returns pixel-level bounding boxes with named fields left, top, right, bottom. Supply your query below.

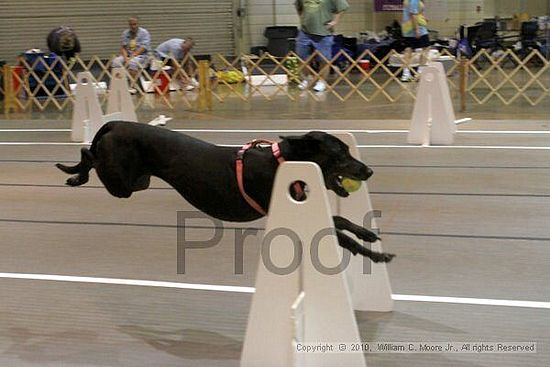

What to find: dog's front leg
left=333, top=215, right=380, bottom=243
left=333, top=216, right=395, bottom=262
left=335, top=229, right=394, bottom=262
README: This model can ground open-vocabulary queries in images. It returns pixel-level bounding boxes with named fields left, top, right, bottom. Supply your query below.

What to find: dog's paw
left=353, top=245, right=395, bottom=262
left=66, top=175, right=81, bottom=186
left=370, top=252, right=396, bottom=263
left=66, top=173, right=89, bottom=186
left=357, top=229, right=381, bottom=243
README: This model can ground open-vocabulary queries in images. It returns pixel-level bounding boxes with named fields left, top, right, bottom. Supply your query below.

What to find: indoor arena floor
left=1, top=118, right=549, bottom=366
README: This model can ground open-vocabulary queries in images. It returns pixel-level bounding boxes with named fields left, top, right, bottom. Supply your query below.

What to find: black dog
left=56, top=121, right=394, bottom=262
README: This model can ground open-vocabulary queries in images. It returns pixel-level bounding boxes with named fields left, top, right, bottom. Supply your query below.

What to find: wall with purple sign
left=374, top=0, right=403, bottom=12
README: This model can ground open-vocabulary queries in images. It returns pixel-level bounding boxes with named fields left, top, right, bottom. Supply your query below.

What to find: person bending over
left=154, top=38, right=196, bottom=90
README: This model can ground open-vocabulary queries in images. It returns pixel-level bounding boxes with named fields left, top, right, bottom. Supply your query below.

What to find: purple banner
left=374, top=0, right=403, bottom=12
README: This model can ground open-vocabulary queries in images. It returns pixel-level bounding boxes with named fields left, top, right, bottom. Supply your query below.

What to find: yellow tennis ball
left=341, top=177, right=361, bottom=193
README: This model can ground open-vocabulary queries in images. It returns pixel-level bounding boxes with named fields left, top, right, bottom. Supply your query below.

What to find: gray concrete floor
left=0, top=114, right=549, bottom=366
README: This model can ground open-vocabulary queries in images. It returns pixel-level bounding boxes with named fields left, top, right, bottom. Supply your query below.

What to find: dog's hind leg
left=56, top=148, right=94, bottom=186
left=94, top=145, right=146, bottom=198
left=336, top=230, right=395, bottom=263
left=132, top=175, right=151, bottom=192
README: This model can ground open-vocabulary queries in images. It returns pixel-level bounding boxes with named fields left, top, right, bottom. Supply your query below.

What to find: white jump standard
left=71, top=68, right=137, bottom=143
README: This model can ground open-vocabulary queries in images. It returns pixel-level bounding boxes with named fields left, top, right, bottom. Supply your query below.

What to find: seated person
left=112, top=16, right=151, bottom=77
left=47, top=26, right=81, bottom=60
left=153, top=38, right=196, bottom=90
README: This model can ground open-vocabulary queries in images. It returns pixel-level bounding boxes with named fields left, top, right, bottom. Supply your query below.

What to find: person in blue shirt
left=112, top=17, right=151, bottom=76
left=153, top=38, right=196, bottom=90
left=154, top=38, right=194, bottom=62
left=401, top=0, right=429, bottom=81
left=402, top=0, right=429, bottom=45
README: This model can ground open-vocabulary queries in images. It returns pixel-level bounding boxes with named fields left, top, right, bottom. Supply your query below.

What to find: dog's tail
left=55, top=121, right=116, bottom=185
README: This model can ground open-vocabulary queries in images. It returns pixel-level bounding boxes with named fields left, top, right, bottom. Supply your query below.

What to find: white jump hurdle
left=106, top=68, right=138, bottom=122
left=329, top=132, right=393, bottom=312
left=241, top=162, right=368, bottom=367
left=407, top=62, right=458, bottom=146
left=71, top=68, right=137, bottom=143
left=241, top=133, right=394, bottom=366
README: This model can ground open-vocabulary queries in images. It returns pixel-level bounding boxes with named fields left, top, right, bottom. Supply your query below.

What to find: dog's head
left=281, top=131, right=373, bottom=197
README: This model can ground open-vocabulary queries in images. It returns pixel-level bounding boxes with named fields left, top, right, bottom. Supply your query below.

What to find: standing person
left=295, top=0, right=349, bottom=92
left=112, top=17, right=151, bottom=78
left=401, top=0, right=429, bottom=81
left=153, top=38, right=197, bottom=90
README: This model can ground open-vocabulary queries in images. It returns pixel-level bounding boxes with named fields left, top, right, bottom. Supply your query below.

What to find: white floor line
left=355, top=145, right=550, bottom=150
left=460, top=130, right=550, bottom=134
left=0, top=272, right=255, bottom=294
left=3, top=128, right=550, bottom=135
left=187, top=144, right=550, bottom=151
left=0, top=129, right=72, bottom=132
left=392, top=294, right=550, bottom=309
left=0, top=142, right=87, bottom=146
left=1, top=272, right=549, bottom=310
left=174, top=129, right=550, bottom=135
left=3, top=142, right=550, bottom=150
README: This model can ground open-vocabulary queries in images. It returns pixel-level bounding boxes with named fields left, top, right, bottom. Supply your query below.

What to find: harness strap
left=236, top=140, right=303, bottom=216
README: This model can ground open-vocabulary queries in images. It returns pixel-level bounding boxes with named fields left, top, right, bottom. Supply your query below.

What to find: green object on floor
left=284, top=57, right=300, bottom=83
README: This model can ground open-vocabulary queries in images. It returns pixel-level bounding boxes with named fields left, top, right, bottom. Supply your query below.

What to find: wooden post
left=197, top=60, right=212, bottom=111
left=3, top=65, right=18, bottom=113
left=459, top=57, right=468, bottom=112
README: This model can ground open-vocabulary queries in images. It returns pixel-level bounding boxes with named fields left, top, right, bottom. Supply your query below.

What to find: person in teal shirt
left=401, top=0, right=430, bottom=81
left=295, top=0, right=349, bottom=92
left=402, top=0, right=429, bottom=40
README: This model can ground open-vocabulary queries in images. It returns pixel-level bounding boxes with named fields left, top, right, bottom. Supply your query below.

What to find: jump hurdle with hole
left=408, top=62, right=464, bottom=146
left=71, top=67, right=137, bottom=143
left=329, top=132, right=393, bottom=312
left=241, top=133, right=392, bottom=367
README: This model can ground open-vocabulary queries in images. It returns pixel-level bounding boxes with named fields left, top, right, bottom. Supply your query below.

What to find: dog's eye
left=334, top=146, right=348, bottom=156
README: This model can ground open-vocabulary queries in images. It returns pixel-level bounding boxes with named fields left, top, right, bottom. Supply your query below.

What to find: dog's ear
left=303, top=131, right=329, bottom=141
left=280, top=133, right=321, bottom=145
left=279, top=134, right=321, bottom=154
left=279, top=134, right=312, bottom=140
left=279, top=131, right=326, bottom=142
left=279, top=135, right=299, bottom=140
left=288, top=131, right=348, bottom=154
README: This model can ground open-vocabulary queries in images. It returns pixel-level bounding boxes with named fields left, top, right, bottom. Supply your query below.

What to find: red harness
left=236, top=140, right=302, bottom=216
